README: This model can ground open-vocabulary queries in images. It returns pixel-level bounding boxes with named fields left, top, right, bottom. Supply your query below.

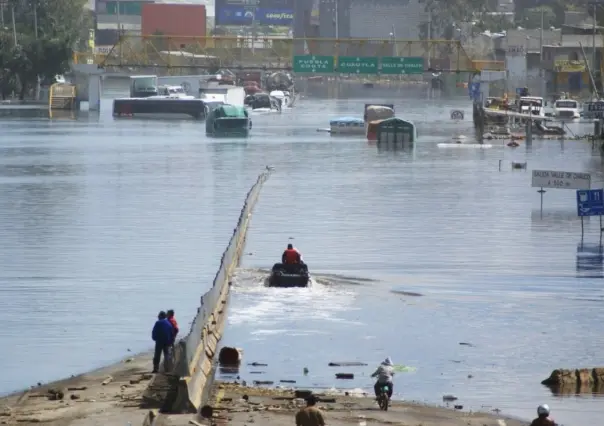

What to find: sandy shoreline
left=0, top=351, right=530, bottom=426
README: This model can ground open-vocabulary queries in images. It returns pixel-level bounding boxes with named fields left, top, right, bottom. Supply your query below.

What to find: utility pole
left=427, top=9, right=432, bottom=68
left=33, top=0, right=37, bottom=39
left=11, top=4, right=17, bottom=46
left=594, top=2, right=597, bottom=95
left=588, top=1, right=602, bottom=98
left=539, top=6, right=544, bottom=97
left=334, top=0, right=339, bottom=39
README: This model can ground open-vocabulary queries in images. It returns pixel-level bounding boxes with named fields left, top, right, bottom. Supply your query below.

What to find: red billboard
left=142, top=3, right=207, bottom=45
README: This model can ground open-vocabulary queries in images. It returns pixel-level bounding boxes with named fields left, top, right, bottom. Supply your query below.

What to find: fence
left=142, top=168, right=272, bottom=414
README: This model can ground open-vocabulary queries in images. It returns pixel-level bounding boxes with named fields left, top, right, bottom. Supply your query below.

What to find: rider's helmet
left=537, top=404, right=550, bottom=416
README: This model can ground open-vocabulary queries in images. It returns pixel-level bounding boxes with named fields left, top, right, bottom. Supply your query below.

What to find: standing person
left=166, top=309, right=179, bottom=358
left=167, top=309, right=179, bottom=341
left=151, top=311, right=173, bottom=374
left=295, top=394, right=325, bottom=426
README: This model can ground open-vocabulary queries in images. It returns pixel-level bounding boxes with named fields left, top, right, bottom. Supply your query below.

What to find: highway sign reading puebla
left=531, top=170, right=591, bottom=190
left=292, top=55, right=334, bottom=73
left=337, top=56, right=378, bottom=74
left=577, top=189, right=604, bottom=217
left=380, top=57, right=424, bottom=74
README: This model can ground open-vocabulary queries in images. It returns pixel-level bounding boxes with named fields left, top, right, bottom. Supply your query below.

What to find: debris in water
left=335, top=373, right=354, bottom=380
left=328, top=362, right=368, bottom=367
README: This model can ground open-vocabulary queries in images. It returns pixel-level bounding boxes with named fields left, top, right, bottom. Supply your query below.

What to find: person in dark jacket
left=152, top=311, right=174, bottom=373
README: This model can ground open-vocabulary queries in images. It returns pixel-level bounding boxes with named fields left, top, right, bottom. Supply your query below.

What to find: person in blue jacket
left=152, top=311, right=174, bottom=373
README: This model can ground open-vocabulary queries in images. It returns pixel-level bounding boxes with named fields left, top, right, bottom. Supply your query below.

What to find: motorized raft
left=267, top=263, right=310, bottom=288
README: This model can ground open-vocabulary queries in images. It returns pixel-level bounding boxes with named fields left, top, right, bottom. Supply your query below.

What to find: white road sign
left=531, top=170, right=591, bottom=190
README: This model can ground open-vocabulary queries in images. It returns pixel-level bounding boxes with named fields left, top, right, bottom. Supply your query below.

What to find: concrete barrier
left=142, top=169, right=271, bottom=413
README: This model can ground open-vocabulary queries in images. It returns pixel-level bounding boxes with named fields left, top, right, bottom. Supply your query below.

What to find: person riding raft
left=282, top=243, right=303, bottom=265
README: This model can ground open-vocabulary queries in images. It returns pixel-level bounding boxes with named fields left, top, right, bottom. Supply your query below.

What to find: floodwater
left=0, top=91, right=603, bottom=426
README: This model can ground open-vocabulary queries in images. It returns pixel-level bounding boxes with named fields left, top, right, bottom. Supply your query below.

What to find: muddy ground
left=171, top=382, right=530, bottom=426
left=0, top=359, right=530, bottom=426
left=0, top=354, right=155, bottom=426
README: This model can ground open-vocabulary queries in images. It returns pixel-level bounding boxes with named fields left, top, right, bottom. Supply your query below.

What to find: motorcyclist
left=530, top=404, right=557, bottom=426
left=371, top=357, right=394, bottom=400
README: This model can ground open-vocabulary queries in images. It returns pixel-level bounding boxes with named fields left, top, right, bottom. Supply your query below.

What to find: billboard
left=216, top=0, right=294, bottom=26
left=142, top=3, right=207, bottom=37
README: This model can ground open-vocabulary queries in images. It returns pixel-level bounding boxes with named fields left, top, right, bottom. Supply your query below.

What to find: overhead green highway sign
left=380, top=56, right=424, bottom=74
left=337, top=56, right=379, bottom=74
left=292, top=55, right=335, bottom=73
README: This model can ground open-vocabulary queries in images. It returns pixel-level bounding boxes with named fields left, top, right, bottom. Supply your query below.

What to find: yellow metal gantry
left=73, top=35, right=504, bottom=73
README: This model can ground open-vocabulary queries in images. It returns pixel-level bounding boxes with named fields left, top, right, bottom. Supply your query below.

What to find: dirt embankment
left=0, top=354, right=155, bottom=426
left=195, top=382, right=529, bottom=426
left=0, top=359, right=530, bottom=426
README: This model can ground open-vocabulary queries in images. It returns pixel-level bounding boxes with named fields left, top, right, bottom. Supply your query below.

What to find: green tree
left=0, top=0, right=86, bottom=99
left=0, top=32, right=18, bottom=99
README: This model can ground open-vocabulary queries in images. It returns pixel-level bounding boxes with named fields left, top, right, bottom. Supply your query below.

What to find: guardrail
left=142, top=168, right=272, bottom=415
left=49, top=83, right=77, bottom=110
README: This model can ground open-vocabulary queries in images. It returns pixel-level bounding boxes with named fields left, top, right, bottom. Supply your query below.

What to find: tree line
left=0, top=0, right=91, bottom=99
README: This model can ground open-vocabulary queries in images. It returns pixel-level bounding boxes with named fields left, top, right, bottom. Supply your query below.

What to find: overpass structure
left=74, top=35, right=504, bottom=74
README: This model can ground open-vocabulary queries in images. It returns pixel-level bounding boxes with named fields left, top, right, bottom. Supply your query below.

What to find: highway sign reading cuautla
left=292, top=55, right=334, bottom=73
left=337, top=56, right=378, bottom=74
left=380, top=57, right=424, bottom=74
left=577, top=189, right=604, bottom=217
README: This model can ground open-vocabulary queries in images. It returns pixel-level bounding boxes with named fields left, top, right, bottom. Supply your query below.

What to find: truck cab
left=553, top=99, right=580, bottom=119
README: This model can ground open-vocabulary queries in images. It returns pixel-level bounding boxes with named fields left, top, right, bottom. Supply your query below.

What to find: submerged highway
left=0, top=94, right=602, bottom=425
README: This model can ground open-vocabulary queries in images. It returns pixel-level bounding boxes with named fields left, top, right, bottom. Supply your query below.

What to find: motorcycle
left=377, top=384, right=390, bottom=411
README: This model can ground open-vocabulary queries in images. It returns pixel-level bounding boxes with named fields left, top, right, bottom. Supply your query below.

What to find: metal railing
left=72, top=35, right=503, bottom=72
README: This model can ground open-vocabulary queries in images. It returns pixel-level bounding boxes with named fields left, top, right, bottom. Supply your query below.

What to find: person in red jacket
left=167, top=309, right=179, bottom=353
left=282, top=244, right=301, bottom=264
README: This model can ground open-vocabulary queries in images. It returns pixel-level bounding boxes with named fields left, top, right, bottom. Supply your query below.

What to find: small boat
left=267, top=263, right=310, bottom=288
left=329, top=117, right=365, bottom=135
left=206, top=104, right=251, bottom=137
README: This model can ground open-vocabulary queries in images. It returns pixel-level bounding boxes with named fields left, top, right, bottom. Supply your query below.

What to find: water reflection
left=530, top=210, right=578, bottom=228
left=576, top=243, right=604, bottom=278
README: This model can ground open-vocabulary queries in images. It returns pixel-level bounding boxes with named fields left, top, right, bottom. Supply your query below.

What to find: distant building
left=94, top=0, right=156, bottom=48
